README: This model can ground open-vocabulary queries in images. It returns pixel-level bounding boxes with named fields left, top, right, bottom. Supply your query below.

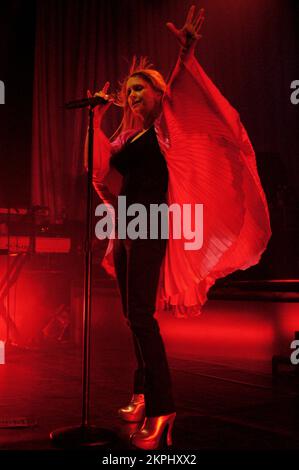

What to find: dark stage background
left=0, top=2, right=299, bottom=460
left=0, top=0, right=299, bottom=279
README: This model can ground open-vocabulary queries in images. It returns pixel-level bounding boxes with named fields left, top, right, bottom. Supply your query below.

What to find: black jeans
left=113, top=236, right=175, bottom=417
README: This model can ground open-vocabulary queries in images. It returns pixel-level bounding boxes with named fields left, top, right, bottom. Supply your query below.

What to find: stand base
left=50, top=424, right=117, bottom=448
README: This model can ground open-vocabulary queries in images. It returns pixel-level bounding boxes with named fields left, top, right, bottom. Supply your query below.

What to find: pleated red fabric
left=93, top=51, right=271, bottom=318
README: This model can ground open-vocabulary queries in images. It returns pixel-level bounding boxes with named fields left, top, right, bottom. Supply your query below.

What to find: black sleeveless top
left=110, top=126, right=168, bottom=208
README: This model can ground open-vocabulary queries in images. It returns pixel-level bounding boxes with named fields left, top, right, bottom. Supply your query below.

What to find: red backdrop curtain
left=32, top=0, right=181, bottom=222
left=31, top=0, right=299, bottom=223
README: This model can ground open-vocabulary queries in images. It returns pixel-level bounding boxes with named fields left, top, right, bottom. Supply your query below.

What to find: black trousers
left=113, top=236, right=175, bottom=417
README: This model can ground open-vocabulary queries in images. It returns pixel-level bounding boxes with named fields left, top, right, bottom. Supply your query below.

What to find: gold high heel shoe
left=130, top=412, right=176, bottom=450
left=118, top=394, right=145, bottom=422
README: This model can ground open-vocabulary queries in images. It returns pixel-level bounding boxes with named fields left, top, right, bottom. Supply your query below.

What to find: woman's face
left=126, top=75, right=162, bottom=122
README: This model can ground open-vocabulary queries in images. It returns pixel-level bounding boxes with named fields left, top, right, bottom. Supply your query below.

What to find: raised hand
left=87, top=81, right=114, bottom=125
left=87, top=81, right=111, bottom=102
left=166, top=5, right=205, bottom=50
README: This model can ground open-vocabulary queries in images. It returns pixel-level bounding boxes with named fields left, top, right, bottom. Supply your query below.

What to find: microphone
left=65, top=95, right=111, bottom=109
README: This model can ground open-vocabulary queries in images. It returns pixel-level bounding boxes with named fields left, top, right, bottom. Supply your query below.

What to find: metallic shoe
left=118, top=394, right=145, bottom=422
left=130, top=412, right=176, bottom=450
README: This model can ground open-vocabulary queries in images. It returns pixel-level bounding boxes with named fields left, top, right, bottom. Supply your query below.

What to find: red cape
left=93, top=52, right=271, bottom=318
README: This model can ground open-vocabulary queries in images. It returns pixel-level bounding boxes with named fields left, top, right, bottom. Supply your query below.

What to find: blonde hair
left=112, top=56, right=167, bottom=139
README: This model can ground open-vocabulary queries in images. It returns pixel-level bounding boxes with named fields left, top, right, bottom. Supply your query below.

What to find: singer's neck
left=142, top=108, right=161, bottom=130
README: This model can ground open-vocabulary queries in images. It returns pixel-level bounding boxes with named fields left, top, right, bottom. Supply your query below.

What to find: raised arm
left=84, top=81, right=114, bottom=181
left=164, top=5, right=243, bottom=147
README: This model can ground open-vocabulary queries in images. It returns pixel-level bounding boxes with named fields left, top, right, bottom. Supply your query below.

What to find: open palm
left=166, top=5, right=205, bottom=48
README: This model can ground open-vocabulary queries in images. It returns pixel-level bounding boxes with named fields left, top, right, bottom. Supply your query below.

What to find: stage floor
left=0, top=332, right=298, bottom=454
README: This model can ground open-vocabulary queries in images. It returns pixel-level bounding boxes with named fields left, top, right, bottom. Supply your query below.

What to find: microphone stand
left=50, top=101, right=116, bottom=447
